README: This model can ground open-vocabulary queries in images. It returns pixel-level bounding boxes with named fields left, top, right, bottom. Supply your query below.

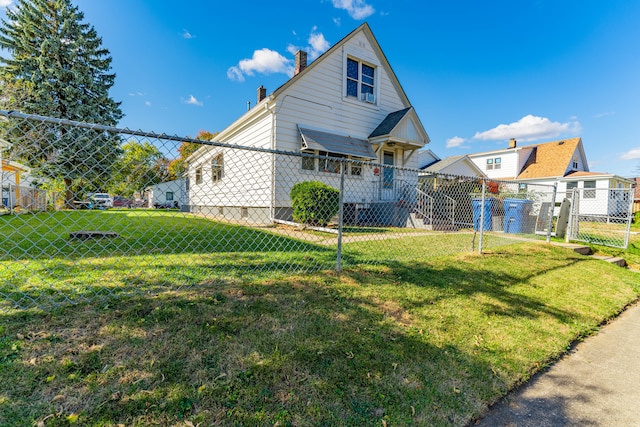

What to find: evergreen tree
left=0, top=0, right=123, bottom=206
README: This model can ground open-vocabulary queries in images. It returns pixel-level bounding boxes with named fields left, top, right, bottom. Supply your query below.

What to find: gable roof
left=269, top=22, right=412, bottom=107
left=367, top=107, right=430, bottom=147
left=420, top=155, right=485, bottom=176
left=516, top=137, right=585, bottom=180
left=369, top=107, right=412, bottom=138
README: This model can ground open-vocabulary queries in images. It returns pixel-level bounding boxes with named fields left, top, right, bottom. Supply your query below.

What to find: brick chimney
left=257, top=85, right=266, bottom=103
left=509, top=138, right=517, bottom=148
left=294, top=50, right=307, bottom=76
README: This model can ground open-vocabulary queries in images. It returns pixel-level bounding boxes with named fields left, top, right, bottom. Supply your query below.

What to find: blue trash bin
left=503, top=198, right=533, bottom=233
left=472, top=198, right=494, bottom=231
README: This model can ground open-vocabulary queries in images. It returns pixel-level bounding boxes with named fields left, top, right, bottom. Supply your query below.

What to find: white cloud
left=227, top=48, right=293, bottom=82
left=181, top=29, right=195, bottom=39
left=288, top=28, right=331, bottom=60
left=0, top=0, right=12, bottom=8
left=145, top=101, right=151, bottom=107
left=446, top=136, right=466, bottom=148
left=331, top=0, right=375, bottom=19
left=333, top=17, right=341, bottom=26
left=184, top=95, right=203, bottom=106
left=472, top=114, right=581, bottom=142
left=307, top=29, right=330, bottom=60
left=620, top=148, right=640, bottom=160
left=228, top=29, right=331, bottom=82
left=593, top=111, right=615, bottom=119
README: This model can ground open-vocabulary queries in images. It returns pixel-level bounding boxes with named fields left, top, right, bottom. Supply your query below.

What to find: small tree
left=290, top=181, right=340, bottom=227
left=109, top=140, right=170, bottom=197
left=168, top=130, right=217, bottom=180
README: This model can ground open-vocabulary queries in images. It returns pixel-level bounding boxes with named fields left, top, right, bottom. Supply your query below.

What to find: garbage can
left=503, top=198, right=533, bottom=233
left=472, top=198, right=495, bottom=231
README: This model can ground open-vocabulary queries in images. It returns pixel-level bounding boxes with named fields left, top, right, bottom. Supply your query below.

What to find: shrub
left=633, top=211, right=640, bottom=224
left=290, top=181, right=340, bottom=226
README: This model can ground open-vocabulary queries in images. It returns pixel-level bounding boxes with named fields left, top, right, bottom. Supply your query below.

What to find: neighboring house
left=419, top=152, right=485, bottom=177
left=467, top=137, right=635, bottom=217
left=186, top=23, right=429, bottom=225
left=144, top=179, right=186, bottom=209
left=1, top=158, right=42, bottom=210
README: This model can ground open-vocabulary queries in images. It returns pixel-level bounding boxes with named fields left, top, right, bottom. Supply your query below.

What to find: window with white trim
left=195, top=167, right=202, bottom=185
left=486, top=157, right=501, bottom=170
left=301, top=150, right=363, bottom=176
left=301, top=153, right=315, bottom=171
left=346, top=58, right=376, bottom=103
left=583, top=180, right=596, bottom=199
left=211, top=154, right=224, bottom=183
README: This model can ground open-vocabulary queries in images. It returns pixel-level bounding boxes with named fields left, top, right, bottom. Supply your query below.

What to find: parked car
left=88, top=193, right=113, bottom=208
left=154, top=201, right=179, bottom=209
left=112, top=196, right=132, bottom=208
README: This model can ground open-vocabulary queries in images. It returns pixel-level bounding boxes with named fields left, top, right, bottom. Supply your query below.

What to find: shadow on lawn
left=2, top=279, right=508, bottom=426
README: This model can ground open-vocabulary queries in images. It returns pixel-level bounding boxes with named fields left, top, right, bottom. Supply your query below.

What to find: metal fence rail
left=0, top=110, right=630, bottom=311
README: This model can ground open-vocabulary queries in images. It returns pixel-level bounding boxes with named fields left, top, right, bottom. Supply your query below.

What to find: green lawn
left=1, top=210, right=639, bottom=426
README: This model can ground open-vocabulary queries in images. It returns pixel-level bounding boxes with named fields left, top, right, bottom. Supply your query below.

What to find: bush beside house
left=290, top=181, right=339, bottom=226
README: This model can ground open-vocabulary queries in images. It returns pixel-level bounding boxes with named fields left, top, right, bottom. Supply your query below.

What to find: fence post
left=546, top=183, right=558, bottom=243
left=336, top=159, right=346, bottom=274
left=624, top=187, right=634, bottom=249
left=479, top=178, right=486, bottom=253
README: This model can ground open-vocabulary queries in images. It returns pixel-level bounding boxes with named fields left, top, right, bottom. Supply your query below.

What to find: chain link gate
left=1, top=110, right=561, bottom=311
left=566, top=187, right=635, bottom=249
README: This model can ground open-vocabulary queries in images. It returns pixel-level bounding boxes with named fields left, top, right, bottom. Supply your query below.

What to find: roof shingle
left=517, top=137, right=583, bottom=179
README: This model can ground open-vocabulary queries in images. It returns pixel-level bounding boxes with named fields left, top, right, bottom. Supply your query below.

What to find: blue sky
left=1, top=0, right=639, bottom=177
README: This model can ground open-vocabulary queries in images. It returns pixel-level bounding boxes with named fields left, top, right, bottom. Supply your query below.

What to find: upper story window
left=486, top=157, right=501, bottom=170
left=195, top=167, right=202, bottom=185
left=572, top=157, right=579, bottom=169
left=346, top=58, right=376, bottom=103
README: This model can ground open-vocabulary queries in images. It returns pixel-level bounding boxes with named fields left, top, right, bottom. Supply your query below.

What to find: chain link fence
left=563, top=187, right=635, bottom=248
left=0, top=110, right=630, bottom=311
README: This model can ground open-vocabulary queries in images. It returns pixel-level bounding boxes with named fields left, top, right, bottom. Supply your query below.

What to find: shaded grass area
left=1, top=243, right=638, bottom=426
left=0, top=210, right=337, bottom=309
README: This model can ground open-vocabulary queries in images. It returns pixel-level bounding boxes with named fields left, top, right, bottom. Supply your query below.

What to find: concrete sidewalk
left=475, top=301, right=640, bottom=427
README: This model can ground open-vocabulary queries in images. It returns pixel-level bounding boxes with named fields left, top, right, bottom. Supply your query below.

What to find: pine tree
left=0, top=0, right=123, bottom=206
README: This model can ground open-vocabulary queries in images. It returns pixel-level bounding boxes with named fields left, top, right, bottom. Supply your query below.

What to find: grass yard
left=1, top=210, right=639, bottom=426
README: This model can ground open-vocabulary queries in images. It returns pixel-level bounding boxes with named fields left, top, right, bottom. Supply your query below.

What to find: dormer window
left=346, top=58, right=376, bottom=103
left=486, top=157, right=501, bottom=170
left=572, top=157, right=578, bottom=169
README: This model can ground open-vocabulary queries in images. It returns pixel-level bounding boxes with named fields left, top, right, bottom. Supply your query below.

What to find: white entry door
left=381, top=151, right=395, bottom=201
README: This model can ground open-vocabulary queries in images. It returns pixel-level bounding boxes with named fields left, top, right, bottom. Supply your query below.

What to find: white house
left=144, top=179, right=186, bottom=209
left=186, top=23, right=429, bottom=225
left=467, top=137, right=634, bottom=217
left=418, top=152, right=485, bottom=177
